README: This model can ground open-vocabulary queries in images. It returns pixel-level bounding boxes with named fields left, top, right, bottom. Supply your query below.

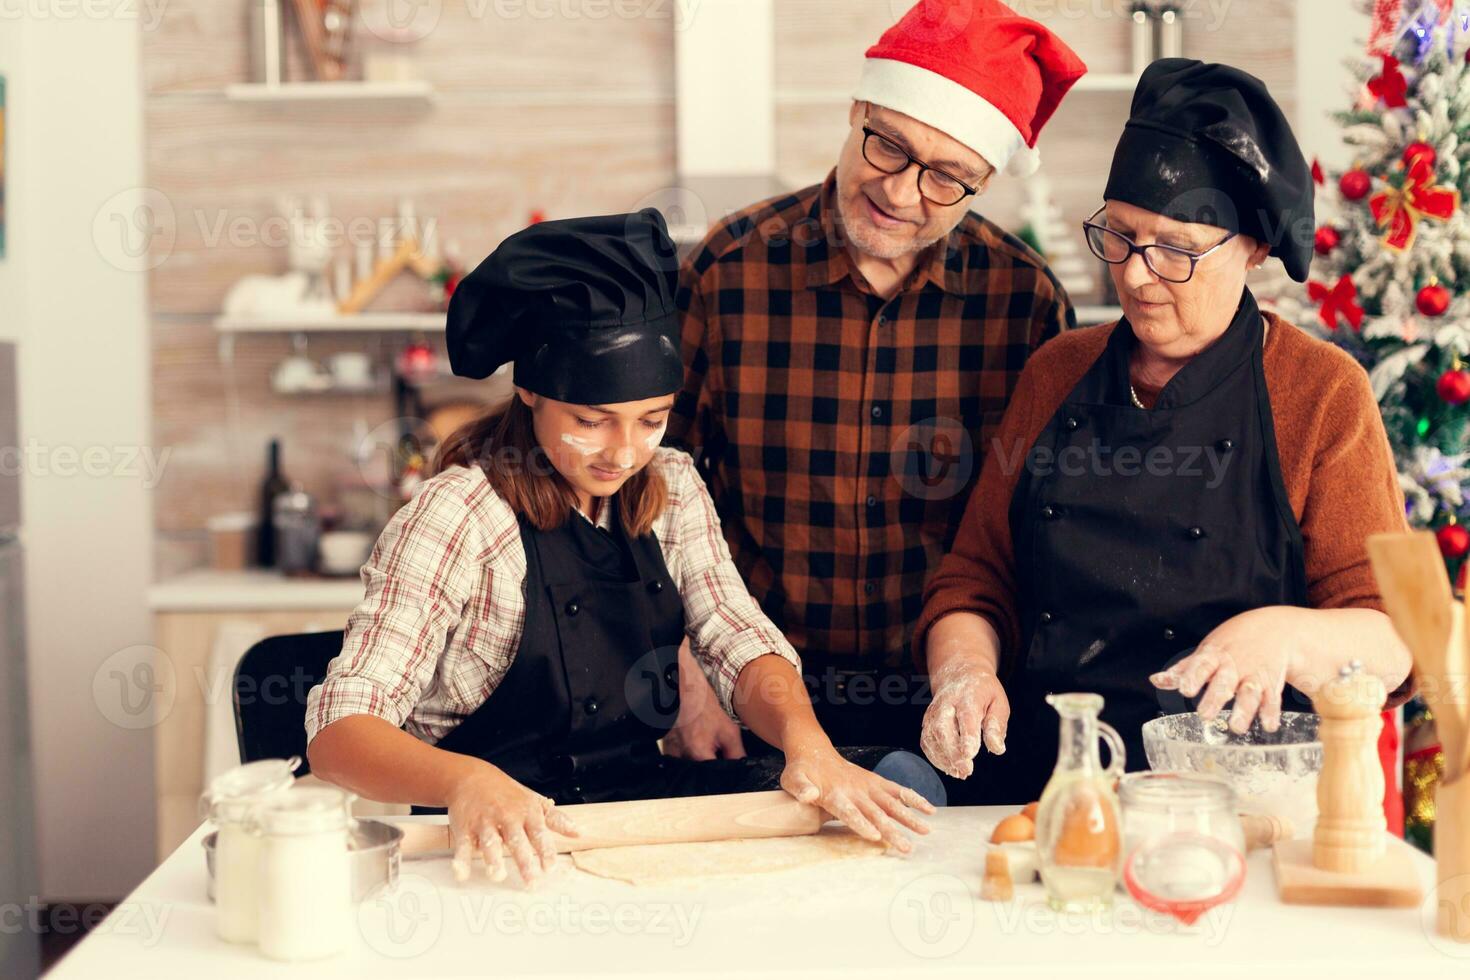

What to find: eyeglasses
left=860, top=122, right=980, bottom=207
left=1082, top=205, right=1238, bottom=283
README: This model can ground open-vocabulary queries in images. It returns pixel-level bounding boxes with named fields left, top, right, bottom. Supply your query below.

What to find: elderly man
left=661, top=0, right=1087, bottom=801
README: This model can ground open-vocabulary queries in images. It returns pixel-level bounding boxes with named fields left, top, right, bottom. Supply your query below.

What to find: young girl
left=306, top=210, right=938, bottom=887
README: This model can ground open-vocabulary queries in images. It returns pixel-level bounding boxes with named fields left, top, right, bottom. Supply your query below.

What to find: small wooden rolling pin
left=1240, top=813, right=1294, bottom=851
left=393, top=790, right=825, bottom=858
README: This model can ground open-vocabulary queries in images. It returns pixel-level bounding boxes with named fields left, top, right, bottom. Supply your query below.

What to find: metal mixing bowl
left=202, top=817, right=402, bottom=903
left=1142, top=711, right=1323, bottom=836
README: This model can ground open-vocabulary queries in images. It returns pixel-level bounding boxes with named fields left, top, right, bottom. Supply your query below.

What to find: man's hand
left=661, top=638, right=747, bottom=760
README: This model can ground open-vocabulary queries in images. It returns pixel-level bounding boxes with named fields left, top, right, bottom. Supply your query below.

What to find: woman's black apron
left=418, top=499, right=900, bottom=811
left=995, top=289, right=1309, bottom=801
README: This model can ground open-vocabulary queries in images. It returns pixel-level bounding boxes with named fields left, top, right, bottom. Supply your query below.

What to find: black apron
left=418, top=499, right=906, bottom=811
left=996, top=289, right=1309, bottom=801
left=426, top=503, right=685, bottom=805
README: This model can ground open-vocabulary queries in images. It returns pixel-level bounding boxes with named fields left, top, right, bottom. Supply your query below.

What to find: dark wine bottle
left=257, top=439, right=289, bottom=567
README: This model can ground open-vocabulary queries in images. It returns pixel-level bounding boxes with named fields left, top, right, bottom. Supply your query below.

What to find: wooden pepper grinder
left=1313, top=661, right=1388, bottom=871
left=1273, top=661, right=1422, bottom=906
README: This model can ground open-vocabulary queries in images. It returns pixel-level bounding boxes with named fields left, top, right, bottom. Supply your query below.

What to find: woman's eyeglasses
left=1082, top=205, right=1238, bottom=283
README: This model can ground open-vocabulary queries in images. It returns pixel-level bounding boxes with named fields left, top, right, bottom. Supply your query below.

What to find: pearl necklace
left=1129, top=383, right=1147, bottom=410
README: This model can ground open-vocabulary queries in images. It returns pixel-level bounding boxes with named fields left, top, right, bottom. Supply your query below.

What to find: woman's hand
left=444, top=760, right=579, bottom=886
left=920, top=652, right=1011, bottom=779
left=1149, top=606, right=1304, bottom=734
left=780, top=746, right=934, bottom=854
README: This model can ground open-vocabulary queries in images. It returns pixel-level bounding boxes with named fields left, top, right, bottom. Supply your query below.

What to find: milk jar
left=200, top=757, right=300, bottom=943
left=252, top=785, right=355, bottom=962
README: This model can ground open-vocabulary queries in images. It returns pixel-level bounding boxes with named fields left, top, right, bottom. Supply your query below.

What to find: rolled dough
left=570, top=826, right=888, bottom=885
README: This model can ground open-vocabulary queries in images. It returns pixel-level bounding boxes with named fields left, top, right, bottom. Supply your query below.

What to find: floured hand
left=444, top=761, right=579, bottom=887
left=921, top=654, right=1010, bottom=780
left=780, top=746, right=934, bottom=854
left=1150, top=607, right=1301, bottom=734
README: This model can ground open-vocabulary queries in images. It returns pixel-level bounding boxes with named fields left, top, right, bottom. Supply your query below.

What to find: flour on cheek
left=559, top=432, right=601, bottom=457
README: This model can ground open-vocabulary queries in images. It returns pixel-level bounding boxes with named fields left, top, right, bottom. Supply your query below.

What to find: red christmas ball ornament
left=1438, top=523, right=1470, bottom=560
left=1403, top=141, right=1437, bottom=168
left=1339, top=169, right=1372, bottom=200
left=1314, top=226, right=1340, bottom=256
left=1438, top=367, right=1470, bottom=404
left=1417, top=282, right=1451, bottom=316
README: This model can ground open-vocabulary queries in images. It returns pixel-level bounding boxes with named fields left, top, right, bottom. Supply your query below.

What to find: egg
left=1050, top=785, right=1120, bottom=868
left=1020, top=801, right=1039, bottom=821
left=989, top=813, right=1035, bottom=844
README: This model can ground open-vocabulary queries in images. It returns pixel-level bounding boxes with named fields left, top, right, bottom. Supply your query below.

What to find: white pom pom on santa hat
left=853, top=0, right=1087, bottom=178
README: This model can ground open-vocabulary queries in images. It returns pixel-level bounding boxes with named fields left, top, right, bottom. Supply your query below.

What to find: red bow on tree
left=1308, top=275, right=1365, bottom=331
left=1367, top=54, right=1408, bottom=107
left=1369, top=155, right=1461, bottom=250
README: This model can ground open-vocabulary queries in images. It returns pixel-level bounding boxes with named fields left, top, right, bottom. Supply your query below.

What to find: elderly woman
left=911, top=59, right=1414, bottom=801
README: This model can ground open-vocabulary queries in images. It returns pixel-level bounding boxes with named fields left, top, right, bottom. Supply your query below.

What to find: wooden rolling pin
left=394, top=790, right=825, bottom=858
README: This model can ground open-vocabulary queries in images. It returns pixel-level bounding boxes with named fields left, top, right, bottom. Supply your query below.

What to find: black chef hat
left=446, top=208, right=684, bottom=404
left=1103, top=58, right=1314, bottom=282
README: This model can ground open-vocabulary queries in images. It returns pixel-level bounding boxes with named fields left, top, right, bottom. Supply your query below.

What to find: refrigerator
left=0, top=342, right=39, bottom=979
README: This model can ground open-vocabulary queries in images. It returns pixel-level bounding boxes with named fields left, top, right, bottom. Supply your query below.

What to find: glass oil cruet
left=1034, top=692, right=1126, bottom=912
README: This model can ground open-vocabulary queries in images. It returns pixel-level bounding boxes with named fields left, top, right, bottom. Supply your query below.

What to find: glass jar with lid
left=199, top=756, right=300, bottom=943
left=1118, top=772, right=1247, bottom=925
left=250, top=784, right=356, bottom=962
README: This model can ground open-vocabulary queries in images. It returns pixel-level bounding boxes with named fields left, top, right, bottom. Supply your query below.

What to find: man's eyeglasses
left=1082, top=205, right=1238, bottom=283
left=860, top=122, right=980, bottom=207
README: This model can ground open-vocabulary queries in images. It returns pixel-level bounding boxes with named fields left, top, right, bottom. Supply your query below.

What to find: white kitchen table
left=47, top=808, right=1462, bottom=979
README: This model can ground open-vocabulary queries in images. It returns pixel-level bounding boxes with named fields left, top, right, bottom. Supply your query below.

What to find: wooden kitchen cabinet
left=152, top=607, right=351, bottom=860
left=149, top=567, right=371, bottom=860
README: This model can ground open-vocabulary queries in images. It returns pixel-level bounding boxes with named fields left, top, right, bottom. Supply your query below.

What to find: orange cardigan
left=912, top=312, right=1413, bottom=706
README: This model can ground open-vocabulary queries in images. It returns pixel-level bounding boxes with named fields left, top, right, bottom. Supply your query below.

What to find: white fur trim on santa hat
left=853, top=56, right=1039, bottom=178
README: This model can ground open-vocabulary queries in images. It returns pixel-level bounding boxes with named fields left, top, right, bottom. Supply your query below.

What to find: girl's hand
left=444, top=761, right=579, bottom=886
left=1150, top=607, right=1304, bottom=734
left=780, top=747, right=934, bottom=854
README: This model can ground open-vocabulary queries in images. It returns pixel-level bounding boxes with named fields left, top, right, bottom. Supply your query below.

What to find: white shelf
left=149, top=568, right=365, bottom=612
left=773, top=73, right=1140, bottom=105
left=1076, top=304, right=1123, bottom=324
left=213, top=312, right=445, bottom=333
left=224, top=80, right=436, bottom=106
left=1073, top=73, right=1142, bottom=93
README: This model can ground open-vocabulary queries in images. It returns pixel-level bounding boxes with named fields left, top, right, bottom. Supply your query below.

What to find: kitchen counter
left=48, top=808, right=1456, bottom=978
left=148, top=568, right=366, bottom=612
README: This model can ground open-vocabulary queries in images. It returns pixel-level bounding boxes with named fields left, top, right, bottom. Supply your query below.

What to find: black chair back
left=232, top=630, right=346, bottom=772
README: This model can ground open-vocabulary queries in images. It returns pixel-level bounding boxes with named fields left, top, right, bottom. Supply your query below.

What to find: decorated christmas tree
left=1266, top=0, right=1470, bottom=852
left=1271, top=0, right=1470, bottom=595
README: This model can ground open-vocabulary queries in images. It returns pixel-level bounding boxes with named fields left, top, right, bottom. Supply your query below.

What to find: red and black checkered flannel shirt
left=664, top=169, right=1074, bottom=671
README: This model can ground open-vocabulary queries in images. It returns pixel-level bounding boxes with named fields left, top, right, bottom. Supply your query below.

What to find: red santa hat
left=852, top=0, right=1087, bottom=178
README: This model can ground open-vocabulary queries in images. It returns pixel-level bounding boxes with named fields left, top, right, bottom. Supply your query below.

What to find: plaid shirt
left=665, top=169, right=1073, bottom=670
left=305, top=448, right=801, bottom=745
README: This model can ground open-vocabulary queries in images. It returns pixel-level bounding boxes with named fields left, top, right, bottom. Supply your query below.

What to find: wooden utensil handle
left=1240, top=813, right=1293, bottom=851
left=395, top=790, right=825, bottom=858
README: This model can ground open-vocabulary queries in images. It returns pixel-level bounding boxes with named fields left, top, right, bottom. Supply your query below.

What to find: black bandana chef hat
left=446, top=208, right=684, bottom=404
left=1103, top=58, right=1314, bottom=282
